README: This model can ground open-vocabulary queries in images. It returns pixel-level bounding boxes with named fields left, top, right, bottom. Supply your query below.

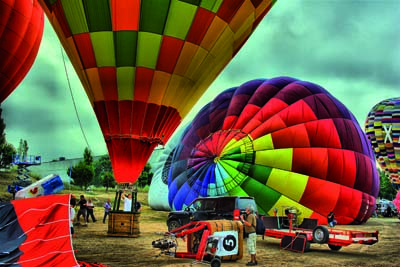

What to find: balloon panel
left=38, top=0, right=276, bottom=183
left=0, top=0, right=44, bottom=103
left=168, top=77, right=379, bottom=225
left=365, top=98, right=400, bottom=188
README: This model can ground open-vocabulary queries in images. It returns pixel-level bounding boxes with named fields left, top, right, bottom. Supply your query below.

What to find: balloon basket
left=107, top=211, right=140, bottom=238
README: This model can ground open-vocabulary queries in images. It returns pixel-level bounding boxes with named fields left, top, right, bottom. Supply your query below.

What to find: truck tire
left=328, top=244, right=342, bottom=251
left=167, top=220, right=181, bottom=231
left=312, top=226, right=329, bottom=244
left=210, top=257, right=221, bottom=267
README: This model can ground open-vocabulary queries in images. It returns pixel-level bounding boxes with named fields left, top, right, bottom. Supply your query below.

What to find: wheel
left=328, top=244, right=342, bottom=251
left=210, top=257, right=221, bottom=267
left=298, top=234, right=311, bottom=252
left=167, top=220, right=181, bottom=231
left=312, top=226, right=329, bottom=244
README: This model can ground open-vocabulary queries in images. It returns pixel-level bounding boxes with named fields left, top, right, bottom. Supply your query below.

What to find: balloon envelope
left=365, top=98, right=400, bottom=189
left=0, top=0, right=44, bottom=103
left=38, top=0, right=276, bottom=183
left=168, top=77, right=379, bottom=225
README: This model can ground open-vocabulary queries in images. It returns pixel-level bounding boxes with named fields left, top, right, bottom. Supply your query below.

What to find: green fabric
left=136, top=32, right=162, bottom=69
left=248, top=164, right=272, bottom=184
left=200, top=0, right=217, bottom=11
left=114, top=31, right=137, bottom=67
left=180, top=0, right=201, bottom=5
left=211, top=0, right=223, bottom=13
left=61, top=0, right=88, bottom=34
left=164, top=0, right=198, bottom=40
left=117, top=67, right=135, bottom=100
left=139, top=0, right=170, bottom=35
left=83, top=0, right=112, bottom=32
left=90, top=32, right=115, bottom=67
left=242, top=178, right=281, bottom=214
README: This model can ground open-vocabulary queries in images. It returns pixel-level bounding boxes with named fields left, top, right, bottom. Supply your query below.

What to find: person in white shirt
left=121, top=192, right=132, bottom=212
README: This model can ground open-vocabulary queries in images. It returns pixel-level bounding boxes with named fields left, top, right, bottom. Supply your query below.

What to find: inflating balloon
left=0, top=0, right=44, bottom=103
left=365, top=98, right=400, bottom=189
left=168, top=77, right=379, bottom=225
left=37, top=0, right=276, bottom=183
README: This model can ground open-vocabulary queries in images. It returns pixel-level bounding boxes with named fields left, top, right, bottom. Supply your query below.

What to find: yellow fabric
left=267, top=168, right=308, bottom=202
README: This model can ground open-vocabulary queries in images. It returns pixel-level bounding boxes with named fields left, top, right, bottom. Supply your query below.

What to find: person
left=135, top=200, right=142, bottom=212
left=103, top=198, right=112, bottom=223
left=121, top=191, right=132, bottom=212
left=70, top=196, right=76, bottom=238
left=385, top=205, right=392, bottom=217
left=240, top=205, right=257, bottom=266
left=86, top=198, right=97, bottom=223
left=77, top=195, right=87, bottom=225
left=327, top=211, right=337, bottom=227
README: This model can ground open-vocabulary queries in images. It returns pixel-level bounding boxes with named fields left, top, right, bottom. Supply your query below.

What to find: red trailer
left=262, top=215, right=379, bottom=252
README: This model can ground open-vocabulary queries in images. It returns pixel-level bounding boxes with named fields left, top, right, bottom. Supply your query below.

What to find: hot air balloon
left=167, top=77, right=379, bottom=225
left=365, top=98, right=400, bottom=189
left=0, top=0, right=44, bottom=103
left=148, top=124, right=187, bottom=211
left=37, top=0, right=277, bottom=183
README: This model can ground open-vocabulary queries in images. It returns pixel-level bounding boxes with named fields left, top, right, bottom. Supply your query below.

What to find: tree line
left=66, top=147, right=154, bottom=191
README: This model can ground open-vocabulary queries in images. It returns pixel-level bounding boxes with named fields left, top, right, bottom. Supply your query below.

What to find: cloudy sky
left=2, top=0, right=399, bottom=162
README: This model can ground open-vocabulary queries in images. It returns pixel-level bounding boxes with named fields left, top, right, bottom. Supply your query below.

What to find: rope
left=60, top=46, right=91, bottom=152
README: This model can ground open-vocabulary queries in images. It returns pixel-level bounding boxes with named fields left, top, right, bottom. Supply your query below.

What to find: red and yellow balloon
left=38, top=0, right=277, bottom=183
left=0, top=0, right=44, bottom=103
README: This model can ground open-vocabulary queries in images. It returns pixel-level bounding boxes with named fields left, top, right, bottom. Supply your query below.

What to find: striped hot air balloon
left=37, top=0, right=277, bottom=183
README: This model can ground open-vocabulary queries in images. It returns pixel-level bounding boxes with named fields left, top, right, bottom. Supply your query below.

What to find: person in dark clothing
left=327, top=211, right=337, bottom=227
left=77, top=195, right=87, bottom=225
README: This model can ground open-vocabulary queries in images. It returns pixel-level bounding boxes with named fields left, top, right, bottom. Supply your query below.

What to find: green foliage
left=0, top=108, right=16, bottom=169
left=0, top=143, right=16, bottom=169
left=138, top=184, right=150, bottom=192
left=378, top=169, right=397, bottom=200
left=69, top=161, right=94, bottom=190
left=83, top=147, right=93, bottom=166
left=101, top=171, right=116, bottom=192
left=93, top=155, right=112, bottom=186
left=138, top=163, right=153, bottom=188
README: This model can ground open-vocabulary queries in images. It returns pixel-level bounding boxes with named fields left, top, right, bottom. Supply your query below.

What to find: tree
left=102, top=171, right=116, bottom=192
left=378, top=169, right=397, bottom=200
left=83, top=147, right=93, bottom=166
left=68, top=160, right=94, bottom=190
left=0, top=142, right=16, bottom=169
left=93, top=155, right=112, bottom=186
left=138, top=163, right=153, bottom=188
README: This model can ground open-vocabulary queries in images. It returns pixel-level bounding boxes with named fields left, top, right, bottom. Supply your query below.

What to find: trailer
left=262, top=215, right=379, bottom=253
left=152, top=220, right=244, bottom=267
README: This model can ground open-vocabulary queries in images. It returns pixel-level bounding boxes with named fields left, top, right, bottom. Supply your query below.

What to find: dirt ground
left=73, top=195, right=400, bottom=267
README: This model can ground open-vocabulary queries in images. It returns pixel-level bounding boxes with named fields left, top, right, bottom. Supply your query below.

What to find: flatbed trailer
left=262, top=216, right=379, bottom=252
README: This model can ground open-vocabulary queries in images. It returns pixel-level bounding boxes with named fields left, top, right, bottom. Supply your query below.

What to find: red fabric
left=142, top=103, right=161, bottom=137
left=52, top=1, right=72, bottom=38
left=300, top=177, right=340, bottom=218
left=119, top=100, right=133, bottom=135
left=292, top=148, right=328, bottom=180
left=0, top=0, right=44, bottom=103
left=107, top=138, right=158, bottom=183
left=131, top=100, right=147, bottom=136
left=12, top=194, right=79, bottom=267
left=99, top=67, right=118, bottom=101
left=217, top=0, right=245, bottom=23
left=187, top=8, right=215, bottom=45
left=156, top=36, right=184, bottom=73
left=105, top=100, right=120, bottom=135
left=73, top=33, right=97, bottom=69
left=134, top=67, right=153, bottom=102
left=111, top=0, right=139, bottom=31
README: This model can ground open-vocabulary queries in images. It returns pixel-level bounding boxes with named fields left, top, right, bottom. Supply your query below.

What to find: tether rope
left=60, top=46, right=91, bottom=152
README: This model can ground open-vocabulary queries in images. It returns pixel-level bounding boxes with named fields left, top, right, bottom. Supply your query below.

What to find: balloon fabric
left=167, top=77, right=379, bottom=225
left=37, top=0, right=277, bottom=183
left=0, top=0, right=44, bottom=103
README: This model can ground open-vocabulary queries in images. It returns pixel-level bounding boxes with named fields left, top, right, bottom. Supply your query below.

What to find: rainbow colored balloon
left=168, top=77, right=379, bottom=225
left=37, top=0, right=276, bottom=183
left=365, top=98, right=400, bottom=189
